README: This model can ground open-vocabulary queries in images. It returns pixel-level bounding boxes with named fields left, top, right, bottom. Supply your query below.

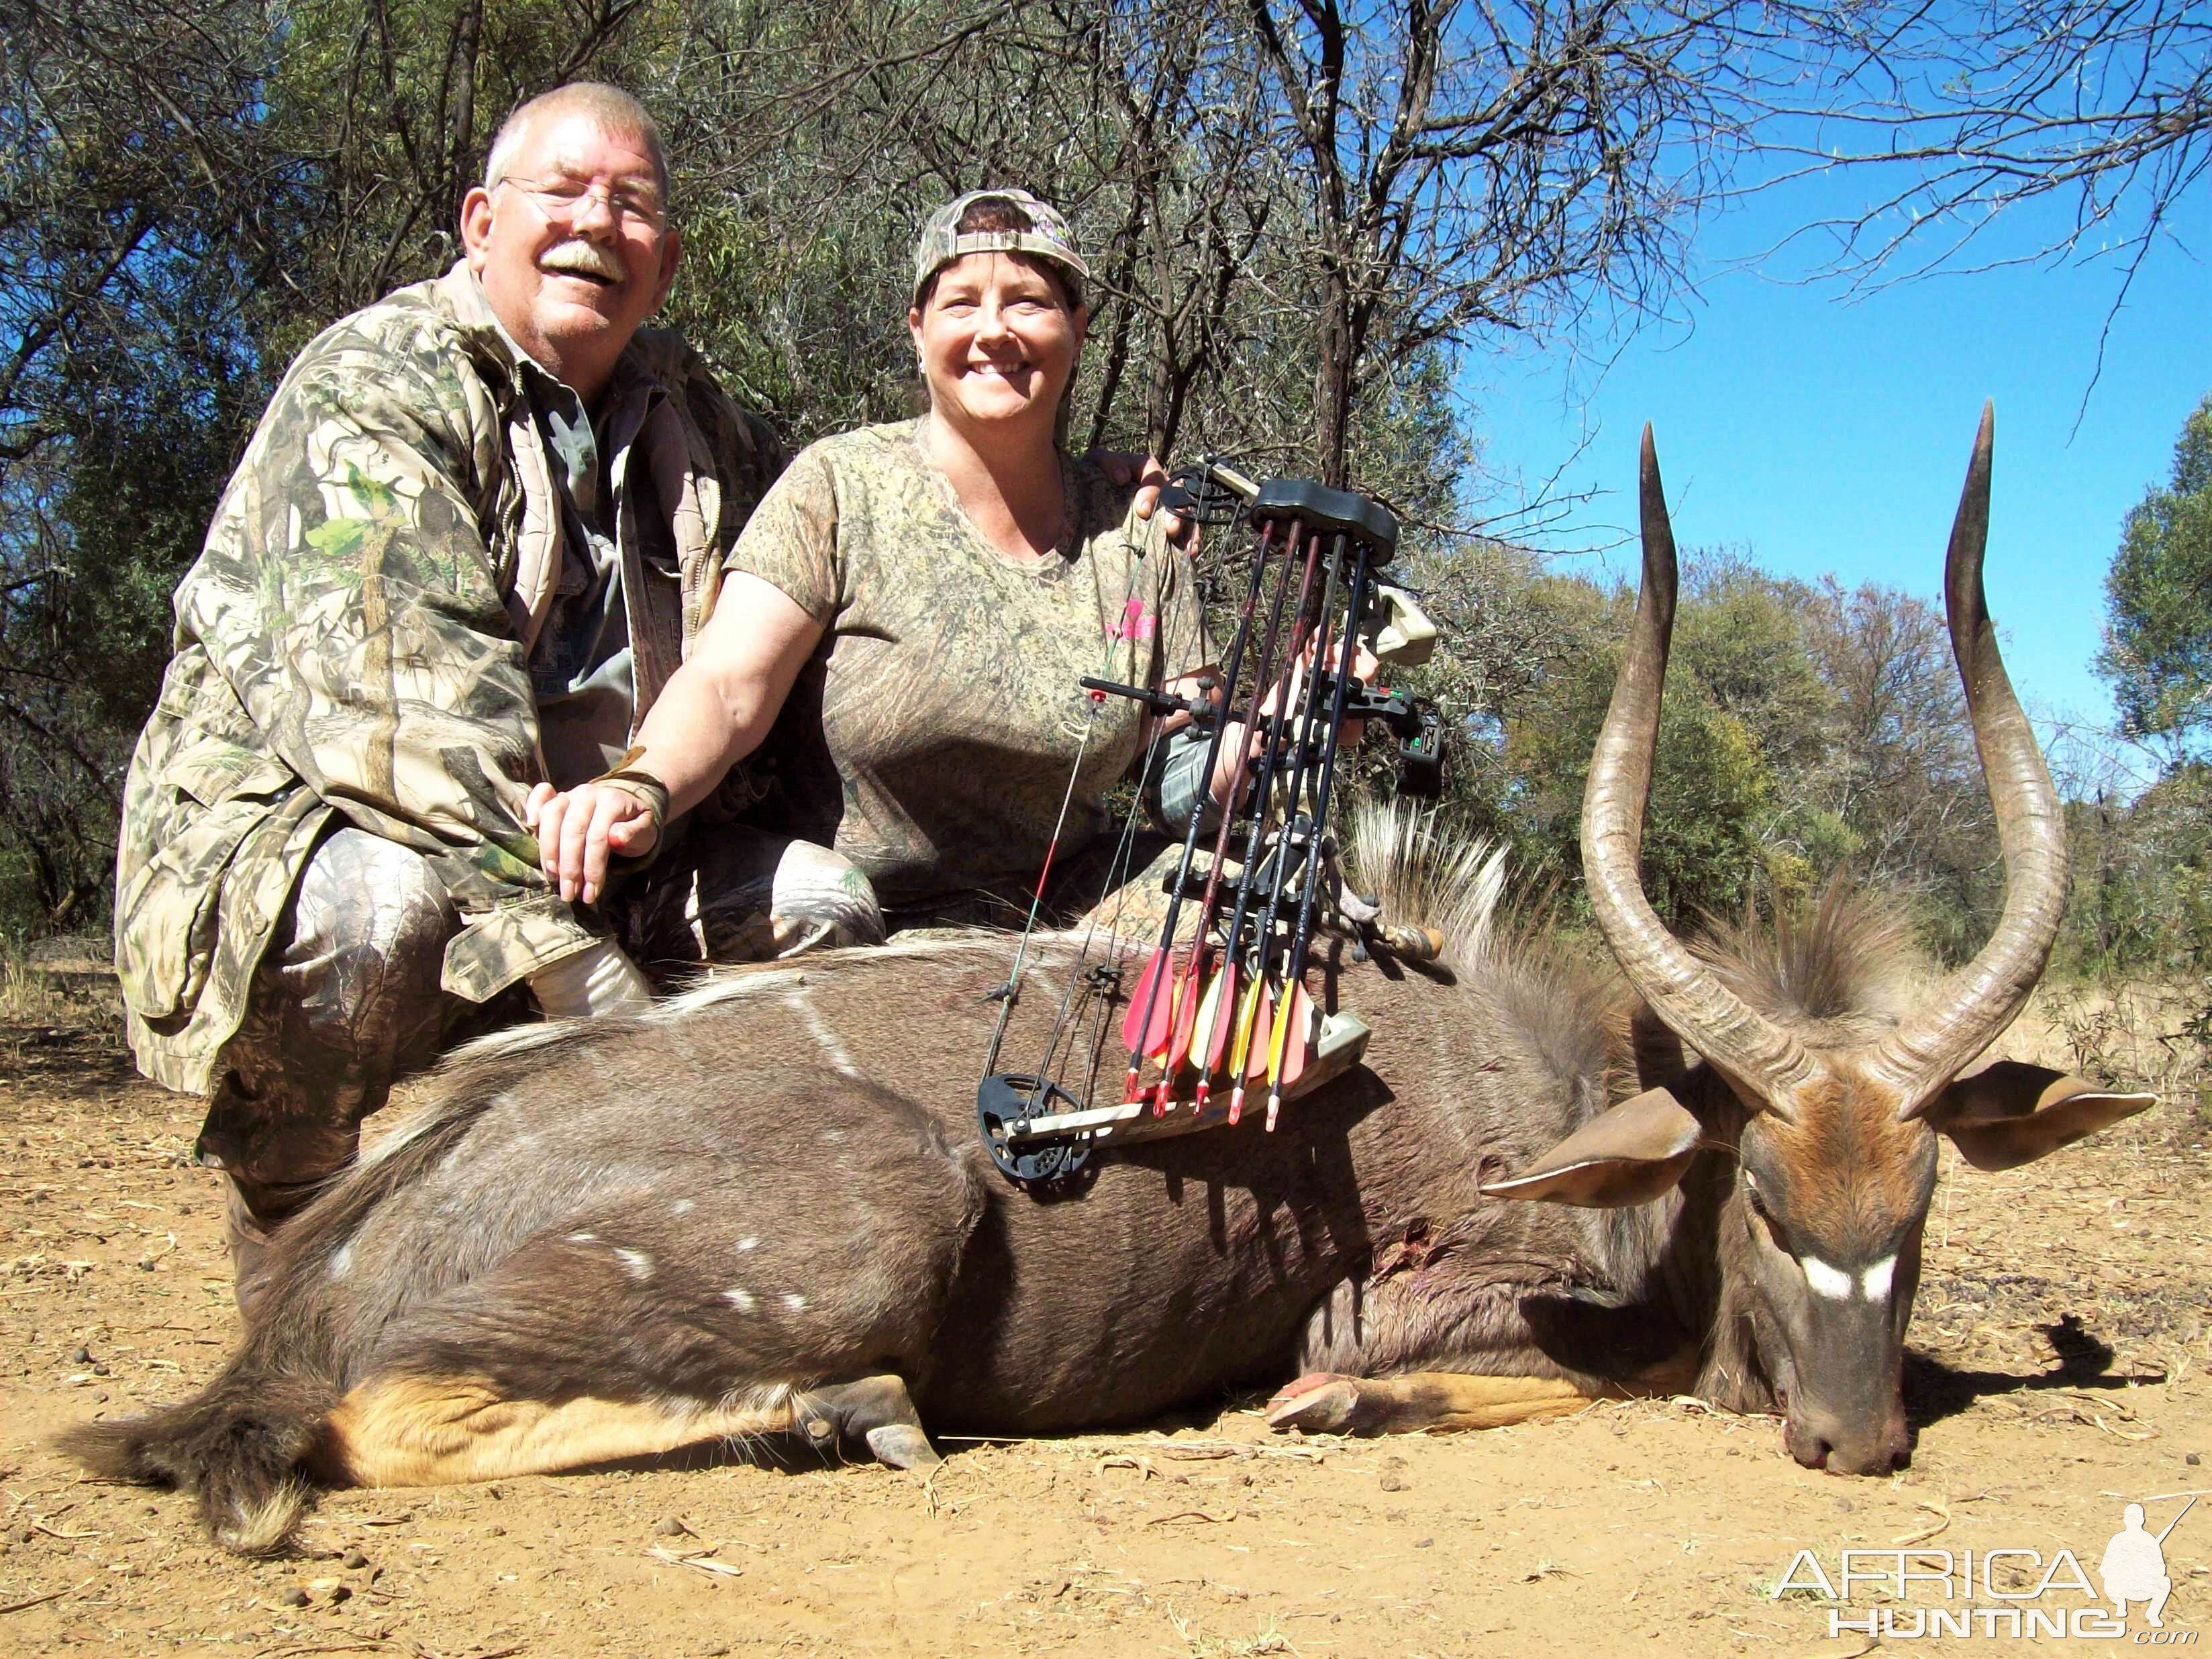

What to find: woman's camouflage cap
left=911, top=188, right=1089, bottom=306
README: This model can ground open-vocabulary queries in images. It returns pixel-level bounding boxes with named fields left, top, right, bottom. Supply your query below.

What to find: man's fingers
left=1129, top=456, right=1168, bottom=518
left=523, top=781, right=556, bottom=830
left=1140, top=453, right=1198, bottom=548
left=1089, top=448, right=1197, bottom=548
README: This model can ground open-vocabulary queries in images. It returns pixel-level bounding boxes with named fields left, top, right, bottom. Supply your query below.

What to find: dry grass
left=1, top=945, right=75, bottom=1025
left=0, top=936, right=120, bottom=1029
left=1997, top=976, right=2209, bottom=1144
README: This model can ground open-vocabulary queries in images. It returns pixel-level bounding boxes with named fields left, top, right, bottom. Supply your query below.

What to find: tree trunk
left=1315, top=279, right=1355, bottom=487
left=449, top=0, right=484, bottom=221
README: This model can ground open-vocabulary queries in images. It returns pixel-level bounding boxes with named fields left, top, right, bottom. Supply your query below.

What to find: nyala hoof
left=863, top=1423, right=940, bottom=1470
left=1266, top=1372, right=1362, bottom=1434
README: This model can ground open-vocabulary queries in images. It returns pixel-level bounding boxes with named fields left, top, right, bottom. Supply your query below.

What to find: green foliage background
left=2099, top=396, right=2212, bottom=763
left=0, top=0, right=2203, bottom=1013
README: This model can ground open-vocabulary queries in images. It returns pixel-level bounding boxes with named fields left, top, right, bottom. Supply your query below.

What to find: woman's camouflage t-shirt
left=722, top=419, right=1210, bottom=910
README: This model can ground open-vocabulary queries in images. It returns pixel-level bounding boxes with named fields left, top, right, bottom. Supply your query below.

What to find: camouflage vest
left=115, top=263, right=784, bottom=1093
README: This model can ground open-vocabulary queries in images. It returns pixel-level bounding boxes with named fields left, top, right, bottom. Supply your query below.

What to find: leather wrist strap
left=589, top=748, right=670, bottom=834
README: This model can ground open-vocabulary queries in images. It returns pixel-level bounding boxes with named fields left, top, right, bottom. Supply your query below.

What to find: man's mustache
left=540, top=242, right=624, bottom=282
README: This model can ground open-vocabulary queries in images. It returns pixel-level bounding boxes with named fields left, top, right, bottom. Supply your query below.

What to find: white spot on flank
left=327, top=1242, right=354, bottom=1280
left=566, top=1232, right=598, bottom=1245
left=1860, top=1254, right=1897, bottom=1301
left=1800, top=1256, right=1854, bottom=1300
left=736, top=1236, right=759, bottom=1252
left=671, top=1199, right=695, bottom=1216
left=615, top=1248, right=654, bottom=1281
left=723, top=1288, right=756, bottom=1313
left=782, top=1293, right=807, bottom=1313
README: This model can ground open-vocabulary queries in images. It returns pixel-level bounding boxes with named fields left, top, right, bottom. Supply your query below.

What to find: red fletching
left=1265, top=981, right=1315, bottom=1132
left=1165, top=956, right=1203, bottom=1072
left=1152, top=960, right=1203, bottom=1114
left=1244, top=985, right=1274, bottom=1080
left=1121, top=947, right=1178, bottom=1056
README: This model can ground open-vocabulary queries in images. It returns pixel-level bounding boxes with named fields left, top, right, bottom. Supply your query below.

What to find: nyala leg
left=1267, top=1370, right=1593, bottom=1436
left=792, top=1374, right=940, bottom=1469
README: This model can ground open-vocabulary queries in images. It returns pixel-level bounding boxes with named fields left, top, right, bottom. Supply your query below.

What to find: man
left=113, top=83, right=878, bottom=1291
left=2099, top=1503, right=2174, bottom=1627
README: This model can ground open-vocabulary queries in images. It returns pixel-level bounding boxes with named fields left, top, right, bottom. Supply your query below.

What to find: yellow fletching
left=1229, top=972, right=1264, bottom=1073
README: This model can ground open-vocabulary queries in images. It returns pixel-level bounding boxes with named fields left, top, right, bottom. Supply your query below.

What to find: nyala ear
left=1480, top=1087, right=1703, bottom=1208
left=1927, top=1060, right=2158, bottom=1172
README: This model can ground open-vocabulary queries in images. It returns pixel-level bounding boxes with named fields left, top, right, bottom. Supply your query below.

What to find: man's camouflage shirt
left=114, top=262, right=785, bottom=1093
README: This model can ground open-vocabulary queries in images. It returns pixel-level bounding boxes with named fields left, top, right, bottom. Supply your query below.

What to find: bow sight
left=976, top=460, right=1446, bottom=1193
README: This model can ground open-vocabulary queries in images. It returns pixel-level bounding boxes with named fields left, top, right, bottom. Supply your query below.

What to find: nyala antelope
left=67, top=406, right=2151, bottom=1554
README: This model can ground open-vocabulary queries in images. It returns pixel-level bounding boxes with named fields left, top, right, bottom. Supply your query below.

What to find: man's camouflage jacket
left=114, top=262, right=784, bottom=1093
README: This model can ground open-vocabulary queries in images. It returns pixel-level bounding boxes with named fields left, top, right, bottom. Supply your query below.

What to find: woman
left=527, top=187, right=1232, bottom=954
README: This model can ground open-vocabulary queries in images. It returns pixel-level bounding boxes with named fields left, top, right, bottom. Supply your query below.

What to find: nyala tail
left=57, top=1365, right=337, bottom=1556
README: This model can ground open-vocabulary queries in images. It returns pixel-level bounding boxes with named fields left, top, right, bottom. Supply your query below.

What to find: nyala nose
left=1791, top=1407, right=1910, bottom=1476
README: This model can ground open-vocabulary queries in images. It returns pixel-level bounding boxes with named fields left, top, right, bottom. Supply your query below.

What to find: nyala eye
left=1742, top=1174, right=1789, bottom=1250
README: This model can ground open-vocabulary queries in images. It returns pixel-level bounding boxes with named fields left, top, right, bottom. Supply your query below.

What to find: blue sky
left=1465, top=172, right=2210, bottom=753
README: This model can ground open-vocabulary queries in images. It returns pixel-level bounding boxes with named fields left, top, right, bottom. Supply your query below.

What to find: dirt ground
left=1, top=1000, right=2206, bottom=1659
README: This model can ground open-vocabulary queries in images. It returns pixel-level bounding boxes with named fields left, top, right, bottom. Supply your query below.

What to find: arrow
left=1118, top=521, right=1287, bottom=1105
left=1154, top=961, right=1205, bottom=1113
left=1121, top=945, right=1178, bottom=1058
left=1264, top=978, right=1313, bottom=1131
left=1189, top=957, right=1237, bottom=1105
left=1227, top=968, right=1272, bottom=1125
left=1265, top=537, right=1374, bottom=1134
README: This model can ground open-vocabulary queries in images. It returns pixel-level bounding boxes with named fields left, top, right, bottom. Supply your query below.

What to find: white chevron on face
left=1860, top=1255, right=1897, bottom=1302
left=1800, top=1256, right=1855, bottom=1300
left=1799, top=1253, right=1899, bottom=1302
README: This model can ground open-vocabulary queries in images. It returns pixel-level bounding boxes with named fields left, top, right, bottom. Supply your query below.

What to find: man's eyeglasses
left=495, top=174, right=666, bottom=230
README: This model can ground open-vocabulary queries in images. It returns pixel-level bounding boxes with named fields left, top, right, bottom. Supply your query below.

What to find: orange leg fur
left=1266, top=1370, right=1595, bottom=1436
left=310, top=1374, right=799, bottom=1489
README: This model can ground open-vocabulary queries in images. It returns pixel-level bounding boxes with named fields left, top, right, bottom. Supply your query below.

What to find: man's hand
left=525, top=780, right=661, bottom=907
left=1087, top=448, right=1195, bottom=548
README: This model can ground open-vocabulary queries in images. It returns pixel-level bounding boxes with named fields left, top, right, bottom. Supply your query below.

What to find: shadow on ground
left=1904, top=1313, right=2167, bottom=1431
